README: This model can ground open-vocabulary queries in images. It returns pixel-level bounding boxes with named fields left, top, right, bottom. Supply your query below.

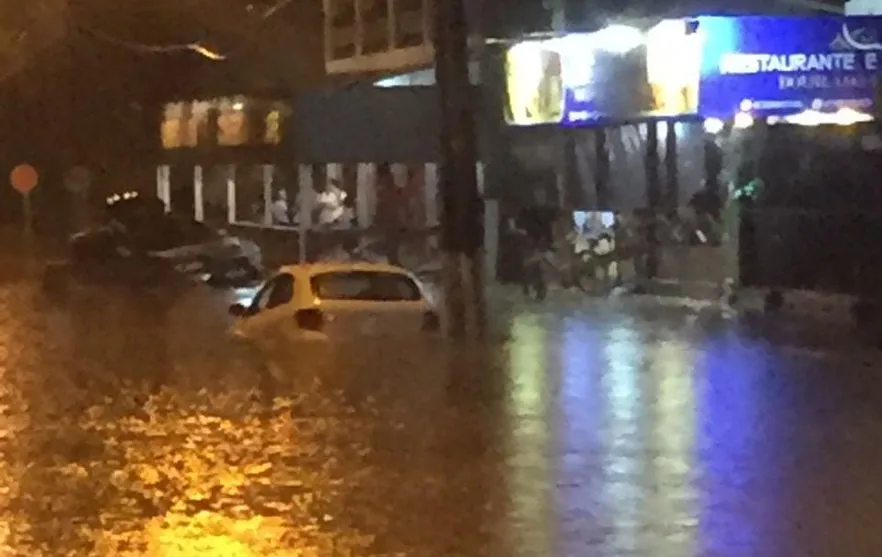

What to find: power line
left=69, top=13, right=226, bottom=59
left=68, top=0, right=305, bottom=61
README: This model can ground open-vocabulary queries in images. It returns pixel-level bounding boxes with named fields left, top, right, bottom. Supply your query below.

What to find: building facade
left=323, top=0, right=434, bottom=75
left=322, top=0, right=846, bottom=77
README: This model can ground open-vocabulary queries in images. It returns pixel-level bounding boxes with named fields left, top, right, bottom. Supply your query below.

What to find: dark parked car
left=43, top=193, right=263, bottom=299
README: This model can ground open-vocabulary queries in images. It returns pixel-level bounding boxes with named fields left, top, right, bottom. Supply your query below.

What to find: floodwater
left=0, top=278, right=881, bottom=556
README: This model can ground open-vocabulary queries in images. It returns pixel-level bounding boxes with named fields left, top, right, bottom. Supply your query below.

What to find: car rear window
left=311, top=271, right=422, bottom=302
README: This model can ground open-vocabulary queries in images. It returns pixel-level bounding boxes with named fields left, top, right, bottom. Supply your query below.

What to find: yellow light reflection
left=644, top=338, right=698, bottom=554
left=509, top=316, right=547, bottom=416
left=504, top=315, right=552, bottom=555
left=599, top=329, right=698, bottom=554
left=141, top=512, right=307, bottom=557
left=83, top=397, right=373, bottom=557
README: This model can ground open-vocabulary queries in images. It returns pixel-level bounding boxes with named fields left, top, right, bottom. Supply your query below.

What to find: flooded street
left=0, top=279, right=881, bottom=556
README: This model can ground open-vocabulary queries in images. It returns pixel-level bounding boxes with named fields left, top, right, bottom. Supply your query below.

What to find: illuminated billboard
left=504, top=20, right=704, bottom=126
left=697, top=16, right=882, bottom=119
left=505, top=16, right=882, bottom=125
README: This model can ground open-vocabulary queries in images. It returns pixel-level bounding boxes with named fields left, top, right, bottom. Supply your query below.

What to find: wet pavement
left=1, top=276, right=882, bottom=556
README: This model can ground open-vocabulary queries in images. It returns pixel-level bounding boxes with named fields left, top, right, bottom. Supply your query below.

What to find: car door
left=235, top=272, right=297, bottom=342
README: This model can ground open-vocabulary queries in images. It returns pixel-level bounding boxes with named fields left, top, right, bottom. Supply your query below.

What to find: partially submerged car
left=43, top=192, right=263, bottom=298
left=228, top=261, right=441, bottom=344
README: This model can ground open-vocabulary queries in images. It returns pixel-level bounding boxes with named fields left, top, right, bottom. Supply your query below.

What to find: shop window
left=162, top=97, right=288, bottom=148
left=217, top=97, right=249, bottom=146
left=265, top=109, right=282, bottom=145
left=190, top=100, right=213, bottom=146
left=161, top=103, right=185, bottom=149
left=160, top=101, right=202, bottom=148
left=181, top=102, right=199, bottom=147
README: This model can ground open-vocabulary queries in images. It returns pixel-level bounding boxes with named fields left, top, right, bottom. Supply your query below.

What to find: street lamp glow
left=189, top=43, right=226, bottom=60
left=703, top=117, right=725, bottom=134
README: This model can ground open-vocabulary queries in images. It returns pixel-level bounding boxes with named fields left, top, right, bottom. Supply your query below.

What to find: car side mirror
left=228, top=303, right=250, bottom=317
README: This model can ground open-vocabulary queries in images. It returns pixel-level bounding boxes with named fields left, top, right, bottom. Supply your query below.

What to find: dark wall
left=294, top=86, right=444, bottom=163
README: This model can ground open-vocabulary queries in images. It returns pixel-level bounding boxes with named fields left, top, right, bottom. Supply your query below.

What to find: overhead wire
left=68, top=0, right=307, bottom=63
left=65, top=2, right=228, bottom=60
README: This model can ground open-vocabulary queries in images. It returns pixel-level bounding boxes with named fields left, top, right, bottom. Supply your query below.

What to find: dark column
left=434, top=0, right=484, bottom=338
left=645, top=121, right=661, bottom=278
left=704, top=135, right=722, bottom=195
left=665, top=120, right=678, bottom=208
left=594, top=128, right=609, bottom=208
left=558, top=128, right=582, bottom=208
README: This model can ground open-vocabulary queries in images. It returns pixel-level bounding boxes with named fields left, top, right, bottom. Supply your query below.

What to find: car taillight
left=295, top=308, right=324, bottom=331
left=422, top=311, right=441, bottom=332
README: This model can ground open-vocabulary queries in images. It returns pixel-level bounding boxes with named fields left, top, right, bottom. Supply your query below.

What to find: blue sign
left=697, top=15, right=882, bottom=118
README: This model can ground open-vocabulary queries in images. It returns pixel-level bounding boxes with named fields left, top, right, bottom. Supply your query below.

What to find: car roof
left=278, top=261, right=416, bottom=277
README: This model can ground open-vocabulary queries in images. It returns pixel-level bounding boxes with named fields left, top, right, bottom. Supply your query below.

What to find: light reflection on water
left=557, top=317, right=698, bottom=556
left=506, top=315, right=552, bottom=557
left=599, top=322, right=644, bottom=555
left=696, top=338, right=773, bottom=556
left=0, top=281, right=880, bottom=555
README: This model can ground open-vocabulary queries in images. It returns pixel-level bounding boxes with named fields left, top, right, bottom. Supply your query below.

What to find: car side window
left=254, top=273, right=295, bottom=311
left=311, top=271, right=421, bottom=301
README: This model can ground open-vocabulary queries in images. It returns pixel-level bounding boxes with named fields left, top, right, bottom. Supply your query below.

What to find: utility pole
left=434, top=0, right=484, bottom=339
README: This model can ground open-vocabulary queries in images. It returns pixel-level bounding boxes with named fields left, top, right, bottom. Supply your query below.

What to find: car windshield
left=311, top=271, right=421, bottom=302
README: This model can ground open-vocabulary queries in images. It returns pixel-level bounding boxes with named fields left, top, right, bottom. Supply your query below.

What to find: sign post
left=10, top=164, right=39, bottom=237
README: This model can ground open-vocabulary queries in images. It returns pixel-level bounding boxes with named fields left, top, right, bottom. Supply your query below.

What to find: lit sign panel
left=504, top=15, right=882, bottom=125
left=697, top=16, right=882, bottom=118
left=504, top=21, right=703, bottom=125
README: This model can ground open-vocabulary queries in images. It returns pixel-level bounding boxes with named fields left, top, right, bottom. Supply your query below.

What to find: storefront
left=500, top=15, right=882, bottom=288
left=155, top=15, right=882, bottom=289
left=694, top=15, right=882, bottom=292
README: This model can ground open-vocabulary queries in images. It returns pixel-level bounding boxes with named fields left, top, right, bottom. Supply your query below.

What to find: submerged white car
left=228, top=261, right=441, bottom=342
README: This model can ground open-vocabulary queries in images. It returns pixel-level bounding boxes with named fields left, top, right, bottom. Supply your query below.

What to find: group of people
left=505, top=205, right=619, bottom=300
left=255, top=180, right=354, bottom=228
left=504, top=187, right=729, bottom=299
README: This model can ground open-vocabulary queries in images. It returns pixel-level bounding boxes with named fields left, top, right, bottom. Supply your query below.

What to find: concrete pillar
left=298, top=163, right=314, bottom=262
left=193, top=165, right=204, bottom=222
left=156, top=165, right=171, bottom=212
left=424, top=162, right=439, bottom=227
left=226, top=165, right=237, bottom=224
left=326, top=163, right=343, bottom=187
left=262, top=164, right=274, bottom=226
left=356, top=162, right=375, bottom=228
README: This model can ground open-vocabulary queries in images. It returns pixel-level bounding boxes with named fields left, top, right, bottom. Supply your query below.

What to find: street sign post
left=10, top=163, right=38, bottom=236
